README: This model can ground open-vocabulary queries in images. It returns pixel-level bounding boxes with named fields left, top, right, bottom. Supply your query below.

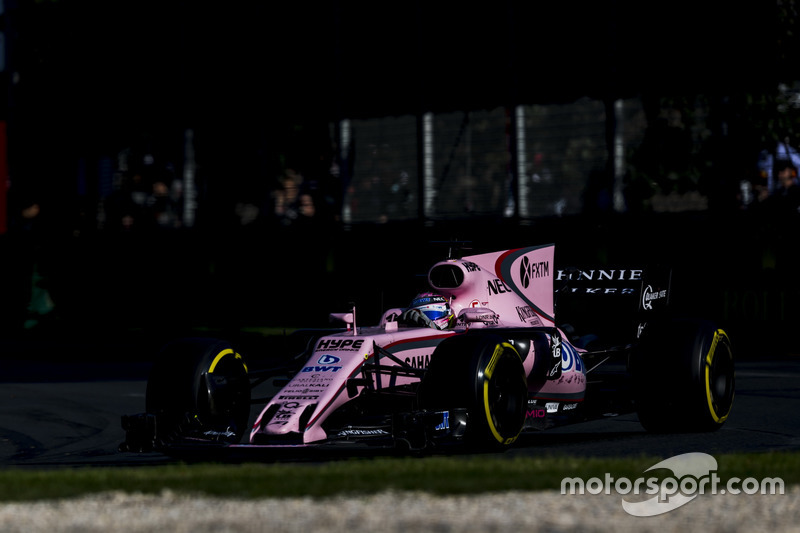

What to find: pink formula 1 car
left=121, top=244, right=735, bottom=455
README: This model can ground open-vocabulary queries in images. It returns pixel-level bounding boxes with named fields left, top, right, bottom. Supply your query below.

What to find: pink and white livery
left=122, top=244, right=735, bottom=455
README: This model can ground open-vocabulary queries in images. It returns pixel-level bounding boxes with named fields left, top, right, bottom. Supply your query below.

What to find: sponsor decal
left=556, top=269, right=643, bottom=281
left=268, top=401, right=304, bottom=426
left=435, top=412, right=450, bottom=431
left=563, top=403, right=578, bottom=411
left=553, top=372, right=586, bottom=387
left=516, top=305, right=537, bottom=323
left=551, top=334, right=562, bottom=360
left=203, top=428, right=236, bottom=438
left=317, top=339, right=365, bottom=351
left=404, top=353, right=431, bottom=369
left=563, top=287, right=637, bottom=295
left=404, top=354, right=431, bottom=368
left=561, top=341, right=583, bottom=372
left=290, top=375, right=336, bottom=382
left=642, top=284, right=668, bottom=310
left=317, top=354, right=341, bottom=365
left=458, top=310, right=499, bottom=326
left=462, top=261, right=481, bottom=272
left=278, top=395, right=318, bottom=400
left=487, top=278, right=512, bottom=295
left=301, top=366, right=342, bottom=373
left=336, top=429, right=389, bottom=437
left=495, top=245, right=556, bottom=324
left=519, top=256, right=550, bottom=288
left=526, top=408, right=546, bottom=419
left=282, top=388, right=326, bottom=394
left=545, top=402, right=559, bottom=413
left=269, top=412, right=293, bottom=425
left=475, top=312, right=499, bottom=324
left=301, top=355, right=343, bottom=373
left=549, top=360, right=562, bottom=378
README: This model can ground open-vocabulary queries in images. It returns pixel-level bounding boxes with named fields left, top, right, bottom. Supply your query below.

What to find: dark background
left=0, top=1, right=796, bottom=358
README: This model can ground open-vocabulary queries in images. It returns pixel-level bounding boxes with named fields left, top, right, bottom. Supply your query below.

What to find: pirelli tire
left=146, top=338, right=251, bottom=446
left=630, top=319, right=735, bottom=433
left=418, top=333, right=528, bottom=449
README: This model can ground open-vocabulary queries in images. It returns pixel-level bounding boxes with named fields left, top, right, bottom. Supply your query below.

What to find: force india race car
left=121, top=244, right=735, bottom=456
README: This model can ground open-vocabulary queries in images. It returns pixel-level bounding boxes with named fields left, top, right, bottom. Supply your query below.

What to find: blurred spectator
left=104, top=162, right=183, bottom=231
left=738, top=174, right=769, bottom=210
left=758, top=140, right=800, bottom=195
left=147, top=178, right=182, bottom=229
left=298, top=192, right=316, bottom=218
left=763, top=159, right=800, bottom=214
left=273, top=168, right=303, bottom=227
left=11, top=196, right=59, bottom=330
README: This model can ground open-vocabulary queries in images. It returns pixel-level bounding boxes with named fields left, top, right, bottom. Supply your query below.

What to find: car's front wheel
left=418, top=334, right=528, bottom=449
left=146, top=338, right=251, bottom=446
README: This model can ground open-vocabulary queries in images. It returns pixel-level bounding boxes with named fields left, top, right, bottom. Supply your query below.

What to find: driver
left=400, top=292, right=455, bottom=330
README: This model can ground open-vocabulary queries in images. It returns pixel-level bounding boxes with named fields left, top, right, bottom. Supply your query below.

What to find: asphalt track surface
left=0, top=336, right=798, bottom=468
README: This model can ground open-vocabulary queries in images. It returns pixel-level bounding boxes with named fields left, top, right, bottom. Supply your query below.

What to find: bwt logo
left=301, top=354, right=343, bottom=373
left=519, top=256, right=550, bottom=288
left=302, top=365, right=342, bottom=373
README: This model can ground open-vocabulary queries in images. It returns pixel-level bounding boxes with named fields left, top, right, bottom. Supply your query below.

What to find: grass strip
left=0, top=451, right=796, bottom=502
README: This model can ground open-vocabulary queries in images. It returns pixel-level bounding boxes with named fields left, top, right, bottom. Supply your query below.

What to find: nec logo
left=488, top=279, right=512, bottom=295
left=317, top=339, right=365, bottom=351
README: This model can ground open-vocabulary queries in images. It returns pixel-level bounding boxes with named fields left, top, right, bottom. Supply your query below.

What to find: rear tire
left=630, top=319, right=734, bottom=433
left=146, top=338, right=251, bottom=445
left=418, top=334, right=528, bottom=449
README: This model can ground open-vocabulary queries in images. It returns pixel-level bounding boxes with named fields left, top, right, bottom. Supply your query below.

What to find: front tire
left=146, top=338, right=251, bottom=445
left=630, top=319, right=734, bottom=433
left=418, top=334, right=528, bottom=449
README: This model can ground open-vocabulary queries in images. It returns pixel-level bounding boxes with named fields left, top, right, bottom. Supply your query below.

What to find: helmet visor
left=421, top=308, right=450, bottom=321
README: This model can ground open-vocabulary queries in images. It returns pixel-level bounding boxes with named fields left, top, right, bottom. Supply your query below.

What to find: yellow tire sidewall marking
left=209, top=348, right=248, bottom=374
left=704, top=329, right=731, bottom=424
left=483, top=342, right=522, bottom=445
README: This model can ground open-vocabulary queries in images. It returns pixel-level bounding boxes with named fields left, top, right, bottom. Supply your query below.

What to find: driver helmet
left=409, top=292, right=455, bottom=330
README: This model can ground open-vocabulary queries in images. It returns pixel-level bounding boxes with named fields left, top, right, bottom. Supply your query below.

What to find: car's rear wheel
left=418, top=334, right=528, bottom=449
left=629, top=319, right=734, bottom=433
left=146, top=338, right=251, bottom=445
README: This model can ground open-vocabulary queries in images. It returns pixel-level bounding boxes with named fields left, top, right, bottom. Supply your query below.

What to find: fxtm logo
left=519, top=256, right=550, bottom=288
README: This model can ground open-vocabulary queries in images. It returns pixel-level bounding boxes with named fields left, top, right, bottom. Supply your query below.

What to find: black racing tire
left=146, top=338, right=251, bottom=445
left=629, top=319, right=734, bottom=433
left=418, top=334, right=528, bottom=449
